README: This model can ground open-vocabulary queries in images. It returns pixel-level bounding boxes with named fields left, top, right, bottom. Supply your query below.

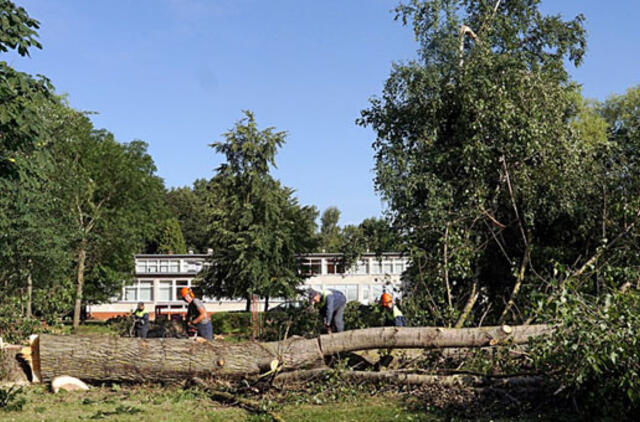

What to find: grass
left=2, top=384, right=428, bottom=422
left=1, top=384, right=584, bottom=422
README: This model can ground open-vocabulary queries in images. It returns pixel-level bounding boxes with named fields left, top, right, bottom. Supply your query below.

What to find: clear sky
left=8, top=0, right=640, bottom=226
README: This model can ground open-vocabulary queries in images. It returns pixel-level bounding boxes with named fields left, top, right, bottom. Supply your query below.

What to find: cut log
left=33, top=325, right=549, bottom=383
left=0, top=345, right=31, bottom=386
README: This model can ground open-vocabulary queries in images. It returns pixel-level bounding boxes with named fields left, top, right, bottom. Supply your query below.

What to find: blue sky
left=8, top=0, right=639, bottom=225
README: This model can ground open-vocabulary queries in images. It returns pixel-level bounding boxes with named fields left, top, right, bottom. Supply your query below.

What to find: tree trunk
left=73, top=239, right=87, bottom=331
left=33, top=325, right=548, bottom=383
left=26, top=271, right=33, bottom=319
left=1, top=345, right=32, bottom=386
left=264, top=295, right=270, bottom=312
left=499, top=245, right=530, bottom=324
left=455, top=279, right=479, bottom=328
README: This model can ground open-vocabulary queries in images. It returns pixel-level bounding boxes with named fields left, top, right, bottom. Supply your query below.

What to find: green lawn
left=1, top=384, right=581, bottom=422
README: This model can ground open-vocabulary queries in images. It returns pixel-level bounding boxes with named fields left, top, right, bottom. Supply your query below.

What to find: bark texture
left=0, top=345, right=31, bottom=386
left=72, top=240, right=87, bottom=331
left=35, top=325, right=548, bottom=383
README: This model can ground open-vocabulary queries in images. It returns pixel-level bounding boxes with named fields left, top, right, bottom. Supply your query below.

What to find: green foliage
left=357, top=0, right=636, bottom=328
left=343, top=301, right=386, bottom=330
left=89, top=405, right=142, bottom=419
left=318, top=211, right=403, bottom=270
left=0, top=386, right=26, bottom=412
left=210, top=312, right=252, bottom=336
left=531, top=289, right=640, bottom=416
left=0, top=0, right=53, bottom=180
left=262, top=307, right=321, bottom=341
left=320, top=207, right=342, bottom=252
left=0, top=298, right=40, bottom=343
left=46, top=106, right=168, bottom=327
left=156, top=217, right=187, bottom=254
left=202, top=111, right=319, bottom=304
left=165, top=179, right=210, bottom=253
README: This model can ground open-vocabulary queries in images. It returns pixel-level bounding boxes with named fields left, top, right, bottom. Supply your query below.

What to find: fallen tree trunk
left=31, top=325, right=548, bottom=383
left=273, top=368, right=544, bottom=388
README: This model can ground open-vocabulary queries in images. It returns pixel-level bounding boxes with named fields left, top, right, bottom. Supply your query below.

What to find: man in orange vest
left=380, top=293, right=407, bottom=327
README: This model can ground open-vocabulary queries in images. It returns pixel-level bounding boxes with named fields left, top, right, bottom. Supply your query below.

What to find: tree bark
left=73, top=239, right=87, bottom=331
left=443, top=223, right=452, bottom=310
left=455, top=279, right=479, bottom=328
left=499, top=245, right=530, bottom=324
left=26, top=270, right=33, bottom=319
left=33, top=325, right=549, bottom=383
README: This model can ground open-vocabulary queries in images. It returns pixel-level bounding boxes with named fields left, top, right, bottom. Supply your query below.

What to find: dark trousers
left=135, top=326, right=148, bottom=338
left=331, top=303, right=346, bottom=332
left=196, top=321, right=213, bottom=340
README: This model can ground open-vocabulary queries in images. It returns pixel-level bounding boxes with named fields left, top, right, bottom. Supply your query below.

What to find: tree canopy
left=201, top=111, right=319, bottom=308
left=358, top=0, right=619, bottom=326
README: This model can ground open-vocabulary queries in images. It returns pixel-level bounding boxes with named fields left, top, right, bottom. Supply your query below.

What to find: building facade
left=88, top=252, right=407, bottom=320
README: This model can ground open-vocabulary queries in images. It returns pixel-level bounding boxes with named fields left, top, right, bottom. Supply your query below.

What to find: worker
left=380, top=292, right=407, bottom=327
left=180, top=287, right=213, bottom=340
left=308, top=288, right=347, bottom=333
left=132, top=302, right=150, bottom=338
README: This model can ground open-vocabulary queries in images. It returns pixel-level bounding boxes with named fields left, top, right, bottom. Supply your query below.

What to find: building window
left=124, top=285, right=137, bottom=301
left=146, top=261, right=157, bottom=273
left=139, top=281, right=153, bottom=301
left=169, top=261, right=179, bottom=272
left=371, top=260, right=383, bottom=275
left=372, top=285, right=384, bottom=302
left=346, top=285, right=358, bottom=302
left=160, top=260, right=169, bottom=273
left=356, top=260, right=368, bottom=275
left=383, top=261, right=393, bottom=274
left=123, top=280, right=153, bottom=302
left=135, top=261, right=146, bottom=273
left=185, top=261, right=202, bottom=273
left=394, top=261, right=406, bottom=274
left=362, top=285, right=370, bottom=303
left=302, top=258, right=322, bottom=275
left=325, top=258, right=346, bottom=274
left=158, top=281, right=173, bottom=301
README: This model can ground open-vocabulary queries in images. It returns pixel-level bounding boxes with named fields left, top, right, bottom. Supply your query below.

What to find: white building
left=88, top=252, right=407, bottom=320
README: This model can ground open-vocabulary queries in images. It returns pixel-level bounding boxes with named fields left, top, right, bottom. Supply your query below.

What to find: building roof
left=135, top=254, right=209, bottom=259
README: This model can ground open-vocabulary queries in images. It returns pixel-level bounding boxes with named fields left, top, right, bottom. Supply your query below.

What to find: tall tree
left=359, top=0, right=598, bottom=326
left=319, top=206, right=342, bottom=252
left=156, top=217, right=187, bottom=254
left=165, top=179, right=210, bottom=253
left=0, top=0, right=53, bottom=181
left=50, top=108, right=167, bottom=329
left=202, top=111, right=318, bottom=310
left=0, top=1, right=70, bottom=321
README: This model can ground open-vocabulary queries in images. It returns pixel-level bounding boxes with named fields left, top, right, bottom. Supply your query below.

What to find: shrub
left=0, top=386, right=26, bottom=412
left=343, top=302, right=386, bottom=330
left=262, top=306, right=321, bottom=341
left=0, top=299, right=40, bottom=344
left=531, top=289, right=640, bottom=416
left=210, top=312, right=252, bottom=336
